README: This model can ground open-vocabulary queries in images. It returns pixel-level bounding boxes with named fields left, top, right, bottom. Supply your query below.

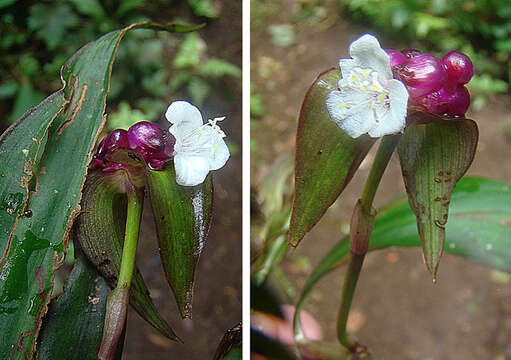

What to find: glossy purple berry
left=442, top=51, right=474, bottom=87
left=104, top=129, right=129, bottom=153
left=127, top=121, right=165, bottom=156
left=394, top=54, right=447, bottom=98
left=445, top=85, right=470, bottom=115
left=386, top=49, right=408, bottom=66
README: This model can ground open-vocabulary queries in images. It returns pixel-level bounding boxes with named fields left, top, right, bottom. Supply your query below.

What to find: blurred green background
left=0, top=0, right=240, bottom=132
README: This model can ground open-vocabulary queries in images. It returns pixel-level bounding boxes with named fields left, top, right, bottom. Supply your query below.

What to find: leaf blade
left=146, top=167, right=213, bottom=319
left=289, top=69, right=376, bottom=246
left=293, top=177, right=511, bottom=343
left=397, top=117, right=478, bottom=279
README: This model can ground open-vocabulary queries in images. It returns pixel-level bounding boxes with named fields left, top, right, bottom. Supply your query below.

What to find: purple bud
left=92, top=129, right=128, bottom=169
left=401, top=49, right=422, bottom=59
left=446, top=85, right=470, bottom=115
left=394, top=54, right=447, bottom=98
left=104, top=129, right=129, bottom=153
left=417, top=85, right=470, bottom=116
left=385, top=49, right=408, bottom=66
left=127, top=121, right=165, bottom=156
left=442, top=51, right=474, bottom=87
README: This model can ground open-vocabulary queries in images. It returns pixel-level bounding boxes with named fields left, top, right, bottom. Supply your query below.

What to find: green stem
left=336, top=134, right=400, bottom=353
left=359, top=135, right=401, bottom=214
left=117, top=187, right=143, bottom=288
left=98, top=186, right=143, bottom=360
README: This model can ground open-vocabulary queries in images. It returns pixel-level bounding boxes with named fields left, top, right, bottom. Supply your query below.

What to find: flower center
left=345, top=67, right=391, bottom=122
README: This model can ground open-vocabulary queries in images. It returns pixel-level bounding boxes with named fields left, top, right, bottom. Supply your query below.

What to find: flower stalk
left=336, top=134, right=400, bottom=355
left=98, top=185, right=144, bottom=360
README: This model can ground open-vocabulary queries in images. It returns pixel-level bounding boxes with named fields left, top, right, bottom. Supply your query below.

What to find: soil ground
left=251, top=1, right=511, bottom=359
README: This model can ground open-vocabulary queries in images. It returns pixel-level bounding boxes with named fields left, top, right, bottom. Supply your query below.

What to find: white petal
left=338, top=58, right=356, bottom=80
left=209, top=138, right=230, bottom=170
left=348, top=34, right=392, bottom=80
left=166, top=101, right=204, bottom=138
left=174, top=154, right=210, bottom=186
left=326, top=89, right=375, bottom=138
left=368, top=79, right=408, bottom=137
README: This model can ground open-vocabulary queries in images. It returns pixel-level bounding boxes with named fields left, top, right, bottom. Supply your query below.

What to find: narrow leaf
left=74, top=170, right=179, bottom=341
left=0, top=22, right=197, bottom=357
left=146, top=166, right=213, bottom=318
left=289, top=69, right=377, bottom=246
left=397, top=115, right=478, bottom=279
left=294, top=177, right=511, bottom=343
left=37, top=246, right=111, bottom=360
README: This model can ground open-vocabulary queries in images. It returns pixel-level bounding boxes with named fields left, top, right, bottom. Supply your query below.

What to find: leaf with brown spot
left=0, top=22, right=201, bottom=358
left=397, top=114, right=478, bottom=279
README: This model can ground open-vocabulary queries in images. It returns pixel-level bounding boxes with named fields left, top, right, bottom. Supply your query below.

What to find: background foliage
left=0, top=0, right=240, bottom=131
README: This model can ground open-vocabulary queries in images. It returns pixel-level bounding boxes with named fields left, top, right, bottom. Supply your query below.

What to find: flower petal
left=348, top=34, right=392, bottom=80
left=367, top=79, right=408, bottom=137
left=209, top=137, right=230, bottom=170
left=338, top=59, right=356, bottom=80
left=166, top=101, right=204, bottom=138
left=326, top=89, right=375, bottom=138
left=174, top=154, right=211, bottom=186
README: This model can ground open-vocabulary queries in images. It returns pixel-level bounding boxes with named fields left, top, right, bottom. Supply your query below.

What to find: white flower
left=166, top=101, right=230, bottom=186
left=325, top=34, right=408, bottom=138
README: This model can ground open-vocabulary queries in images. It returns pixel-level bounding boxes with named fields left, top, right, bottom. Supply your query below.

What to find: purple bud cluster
left=386, top=49, right=473, bottom=116
left=92, top=121, right=176, bottom=172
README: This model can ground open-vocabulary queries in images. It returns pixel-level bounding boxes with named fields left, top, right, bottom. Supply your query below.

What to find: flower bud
left=401, top=49, right=422, bottom=59
left=127, top=121, right=176, bottom=165
left=127, top=122, right=165, bottom=154
left=92, top=130, right=129, bottom=170
left=394, top=54, right=447, bottom=98
left=385, top=49, right=407, bottom=66
left=417, top=84, right=470, bottom=116
left=442, top=51, right=474, bottom=87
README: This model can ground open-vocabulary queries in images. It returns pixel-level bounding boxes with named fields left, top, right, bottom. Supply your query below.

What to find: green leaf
left=28, top=3, right=80, bottom=49
left=173, top=33, right=204, bottom=69
left=187, top=76, right=211, bottom=105
left=397, top=115, right=478, bottom=279
left=37, top=246, right=111, bottom=360
left=212, top=323, right=242, bottom=360
left=8, top=84, right=45, bottom=123
left=0, top=81, right=18, bottom=99
left=73, top=170, right=180, bottom=341
left=289, top=69, right=377, bottom=246
left=146, top=166, right=213, bottom=319
left=0, top=21, right=201, bottom=358
left=67, top=0, right=106, bottom=19
left=199, top=58, right=241, bottom=78
left=187, top=0, right=219, bottom=18
left=294, top=177, right=511, bottom=341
